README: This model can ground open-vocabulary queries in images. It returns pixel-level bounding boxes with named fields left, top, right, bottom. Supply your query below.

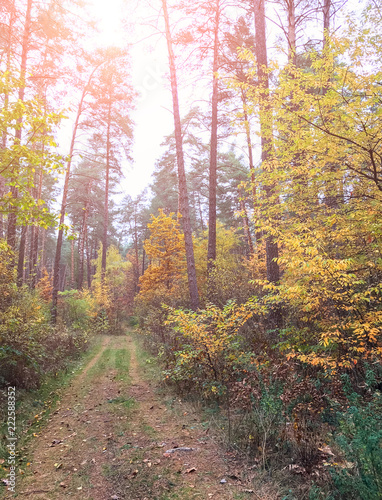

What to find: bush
left=0, top=240, right=91, bottom=389
left=162, top=299, right=260, bottom=395
left=0, top=285, right=89, bottom=388
left=57, top=289, right=93, bottom=332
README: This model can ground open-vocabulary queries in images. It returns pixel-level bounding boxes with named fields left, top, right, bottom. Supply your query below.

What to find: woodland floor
left=3, top=333, right=279, bottom=500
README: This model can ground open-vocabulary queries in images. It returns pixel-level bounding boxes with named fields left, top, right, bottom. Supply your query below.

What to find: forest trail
left=10, top=334, right=259, bottom=500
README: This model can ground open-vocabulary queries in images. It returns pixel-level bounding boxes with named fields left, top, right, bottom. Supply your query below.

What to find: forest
left=1, top=0, right=382, bottom=498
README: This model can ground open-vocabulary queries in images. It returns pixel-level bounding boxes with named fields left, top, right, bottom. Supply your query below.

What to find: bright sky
left=74, top=0, right=361, bottom=201
left=84, top=0, right=174, bottom=198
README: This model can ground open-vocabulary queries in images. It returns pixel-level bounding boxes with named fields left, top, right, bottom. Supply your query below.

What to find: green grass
left=84, top=343, right=131, bottom=385
left=84, top=347, right=114, bottom=380
left=0, top=334, right=104, bottom=478
left=132, top=333, right=162, bottom=382
left=140, top=423, right=157, bottom=438
left=115, top=348, right=131, bottom=382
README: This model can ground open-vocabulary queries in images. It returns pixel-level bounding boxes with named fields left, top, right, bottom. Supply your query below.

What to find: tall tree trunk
left=254, top=0, right=280, bottom=283
left=17, top=225, right=27, bottom=285
left=29, top=157, right=43, bottom=288
left=197, top=192, right=205, bottom=233
left=1, top=0, right=16, bottom=239
left=52, top=106, right=82, bottom=321
left=241, top=88, right=263, bottom=244
left=162, top=0, right=199, bottom=310
left=8, top=0, right=32, bottom=256
left=133, top=211, right=140, bottom=293
left=78, top=185, right=90, bottom=289
left=102, top=99, right=112, bottom=284
left=241, top=90, right=256, bottom=199
left=41, top=227, right=46, bottom=270
left=141, top=247, right=146, bottom=279
left=323, top=0, right=330, bottom=47
left=254, top=0, right=281, bottom=329
left=207, top=0, right=220, bottom=277
left=15, top=0, right=33, bottom=284
left=240, top=196, right=254, bottom=256
left=86, top=233, right=92, bottom=288
left=287, top=0, right=297, bottom=64
left=71, top=239, right=75, bottom=287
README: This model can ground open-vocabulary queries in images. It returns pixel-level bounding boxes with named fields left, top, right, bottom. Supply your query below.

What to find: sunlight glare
left=86, top=0, right=126, bottom=47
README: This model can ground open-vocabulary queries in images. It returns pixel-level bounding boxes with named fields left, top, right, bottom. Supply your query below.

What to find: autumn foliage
left=134, top=13, right=382, bottom=497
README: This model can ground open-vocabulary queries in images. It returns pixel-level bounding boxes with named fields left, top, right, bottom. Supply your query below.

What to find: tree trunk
left=141, top=247, right=146, bottom=278
left=86, top=233, right=92, bottom=288
left=162, top=0, right=199, bottom=310
left=323, top=0, right=330, bottom=47
left=52, top=94, right=86, bottom=320
left=287, top=0, right=297, bottom=64
left=71, top=238, right=75, bottom=287
left=241, top=90, right=256, bottom=199
left=16, top=225, right=27, bottom=285
left=78, top=187, right=90, bottom=290
left=8, top=0, right=32, bottom=256
left=207, top=0, right=220, bottom=277
left=41, top=228, right=46, bottom=270
left=240, top=196, right=254, bottom=256
left=1, top=0, right=16, bottom=239
left=253, top=0, right=281, bottom=330
left=197, top=192, right=204, bottom=233
left=102, top=99, right=112, bottom=285
left=133, top=212, right=140, bottom=293
left=52, top=116, right=81, bottom=320
left=29, top=162, right=43, bottom=288
left=253, top=0, right=280, bottom=283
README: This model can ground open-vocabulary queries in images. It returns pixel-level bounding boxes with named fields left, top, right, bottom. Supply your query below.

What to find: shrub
left=0, top=240, right=91, bottom=389
left=57, top=289, right=93, bottom=332
left=163, top=299, right=261, bottom=395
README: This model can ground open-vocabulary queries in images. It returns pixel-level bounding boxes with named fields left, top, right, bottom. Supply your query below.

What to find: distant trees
left=51, top=49, right=134, bottom=322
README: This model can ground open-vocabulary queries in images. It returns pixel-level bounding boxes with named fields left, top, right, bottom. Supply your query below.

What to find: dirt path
left=9, top=334, right=261, bottom=500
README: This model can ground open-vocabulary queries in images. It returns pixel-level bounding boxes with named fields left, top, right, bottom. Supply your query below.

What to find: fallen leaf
left=184, top=467, right=197, bottom=474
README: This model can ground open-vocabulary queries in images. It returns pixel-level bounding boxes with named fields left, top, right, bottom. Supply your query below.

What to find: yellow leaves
left=166, top=299, right=259, bottom=385
left=138, top=210, right=187, bottom=304
left=90, top=244, right=130, bottom=318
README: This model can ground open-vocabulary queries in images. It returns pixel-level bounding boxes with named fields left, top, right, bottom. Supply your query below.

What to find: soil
left=4, top=334, right=275, bottom=500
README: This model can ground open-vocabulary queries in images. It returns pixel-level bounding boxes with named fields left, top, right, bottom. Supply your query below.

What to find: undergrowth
left=0, top=335, right=104, bottom=480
